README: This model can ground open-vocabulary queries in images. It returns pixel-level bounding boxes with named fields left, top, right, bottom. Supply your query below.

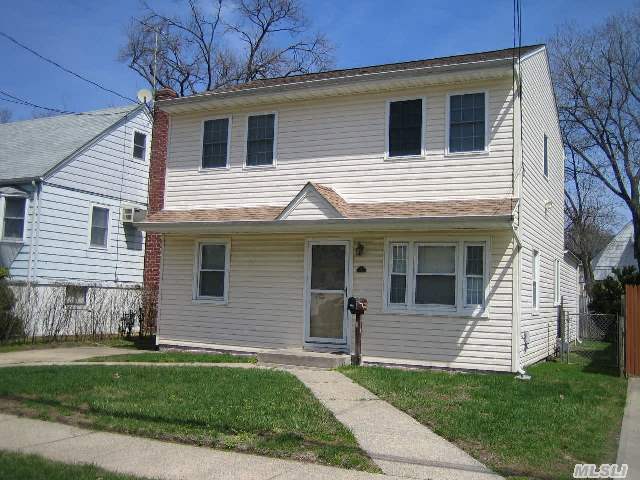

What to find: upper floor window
left=543, top=134, right=548, bottom=177
left=246, top=113, right=276, bottom=167
left=388, top=99, right=423, bottom=157
left=202, top=118, right=230, bottom=168
left=532, top=250, right=540, bottom=310
left=449, top=92, right=485, bottom=153
left=195, top=241, right=229, bottom=302
left=89, top=206, right=109, bottom=248
left=2, top=196, right=26, bottom=241
left=133, top=132, right=147, bottom=160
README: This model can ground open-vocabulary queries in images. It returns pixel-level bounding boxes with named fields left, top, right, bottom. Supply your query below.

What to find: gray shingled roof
left=0, top=105, right=141, bottom=182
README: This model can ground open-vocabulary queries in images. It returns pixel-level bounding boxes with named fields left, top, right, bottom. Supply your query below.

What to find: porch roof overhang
left=134, top=214, right=513, bottom=235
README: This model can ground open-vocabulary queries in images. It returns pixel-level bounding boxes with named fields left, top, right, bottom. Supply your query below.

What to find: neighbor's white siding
left=7, top=108, right=151, bottom=286
left=518, top=49, right=567, bottom=366
left=164, top=79, right=514, bottom=210
left=159, top=229, right=514, bottom=371
left=592, top=222, right=634, bottom=280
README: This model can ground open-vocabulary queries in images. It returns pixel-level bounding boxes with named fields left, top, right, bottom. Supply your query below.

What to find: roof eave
left=134, top=214, right=514, bottom=234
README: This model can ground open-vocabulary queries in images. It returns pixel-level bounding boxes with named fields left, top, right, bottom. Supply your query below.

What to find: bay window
left=386, top=240, right=487, bottom=315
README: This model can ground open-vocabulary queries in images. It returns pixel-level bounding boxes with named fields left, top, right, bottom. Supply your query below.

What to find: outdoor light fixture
left=355, top=242, right=365, bottom=256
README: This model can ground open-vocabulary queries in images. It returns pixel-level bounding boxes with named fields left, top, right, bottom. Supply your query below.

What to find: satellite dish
left=137, top=89, right=153, bottom=104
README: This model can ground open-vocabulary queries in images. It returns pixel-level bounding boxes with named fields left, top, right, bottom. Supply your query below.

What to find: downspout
left=32, top=181, right=43, bottom=282
left=26, top=180, right=41, bottom=285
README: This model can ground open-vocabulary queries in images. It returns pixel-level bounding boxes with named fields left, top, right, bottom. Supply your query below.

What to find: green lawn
left=0, top=450, right=151, bottom=480
left=340, top=350, right=626, bottom=480
left=0, top=365, right=377, bottom=472
left=83, top=352, right=256, bottom=364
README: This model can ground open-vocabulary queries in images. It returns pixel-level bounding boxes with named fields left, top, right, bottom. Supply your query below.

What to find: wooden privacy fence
left=624, top=285, right=640, bottom=376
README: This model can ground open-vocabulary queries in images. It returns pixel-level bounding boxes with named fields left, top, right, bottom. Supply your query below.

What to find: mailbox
left=347, top=297, right=368, bottom=315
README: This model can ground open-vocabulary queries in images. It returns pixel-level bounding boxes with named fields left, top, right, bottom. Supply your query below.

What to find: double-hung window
left=202, top=118, right=230, bottom=168
left=449, top=92, right=486, bottom=153
left=195, top=241, right=229, bottom=301
left=246, top=113, right=276, bottom=166
left=133, top=132, right=147, bottom=160
left=532, top=250, right=540, bottom=310
left=386, top=241, right=487, bottom=314
left=89, top=206, right=109, bottom=248
left=2, top=196, right=26, bottom=241
left=388, top=99, right=423, bottom=157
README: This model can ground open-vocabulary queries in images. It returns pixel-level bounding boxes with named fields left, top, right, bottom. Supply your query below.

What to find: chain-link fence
left=561, top=312, right=620, bottom=373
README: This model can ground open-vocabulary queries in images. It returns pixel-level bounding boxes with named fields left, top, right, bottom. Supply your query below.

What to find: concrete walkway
left=0, top=346, right=143, bottom=365
left=618, top=377, right=640, bottom=480
left=0, top=413, right=399, bottom=480
left=288, top=368, right=502, bottom=480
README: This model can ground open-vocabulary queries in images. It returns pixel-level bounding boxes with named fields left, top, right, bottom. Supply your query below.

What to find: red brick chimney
left=143, top=88, right=177, bottom=333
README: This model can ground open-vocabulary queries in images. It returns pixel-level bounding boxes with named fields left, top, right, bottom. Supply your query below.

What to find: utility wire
left=0, top=30, right=137, bottom=104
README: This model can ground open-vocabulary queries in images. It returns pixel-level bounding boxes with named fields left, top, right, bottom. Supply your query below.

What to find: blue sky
left=0, top=0, right=635, bottom=120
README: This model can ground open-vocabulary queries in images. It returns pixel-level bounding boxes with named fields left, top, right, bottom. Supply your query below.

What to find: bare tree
left=550, top=9, right=640, bottom=270
left=120, top=0, right=333, bottom=97
left=564, top=148, right=616, bottom=293
left=0, top=108, right=11, bottom=124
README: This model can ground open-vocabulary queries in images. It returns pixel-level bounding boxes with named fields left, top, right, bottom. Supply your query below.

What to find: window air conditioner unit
left=121, top=205, right=136, bottom=223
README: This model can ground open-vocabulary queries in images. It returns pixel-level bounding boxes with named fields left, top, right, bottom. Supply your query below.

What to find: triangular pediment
left=277, top=182, right=346, bottom=220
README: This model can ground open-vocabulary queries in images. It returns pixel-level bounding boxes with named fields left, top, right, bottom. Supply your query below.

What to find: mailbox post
left=348, top=297, right=368, bottom=365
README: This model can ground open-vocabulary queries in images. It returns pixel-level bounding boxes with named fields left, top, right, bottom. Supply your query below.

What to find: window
left=65, top=286, right=88, bottom=306
left=388, top=99, right=422, bottom=157
left=449, top=92, right=485, bottom=153
left=246, top=113, right=276, bottom=166
left=202, top=118, right=230, bottom=168
left=543, top=134, right=548, bottom=177
left=389, top=243, right=408, bottom=304
left=465, top=244, right=485, bottom=306
left=133, top=132, right=147, bottom=160
left=415, top=244, right=456, bottom=306
left=386, top=240, right=487, bottom=314
left=89, top=206, right=109, bottom=248
left=2, top=197, right=26, bottom=240
left=533, top=250, right=540, bottom=310
left=554, top=258, right=560, bottom=306
left=195, top=241, right=229, bottom=301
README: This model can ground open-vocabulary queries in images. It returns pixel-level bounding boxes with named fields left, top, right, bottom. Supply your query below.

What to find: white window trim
left=192, top=238, right=231, bottom=304
left=132, top=130, right=148, bottom=161
left=445, top=90, right=490, bottom=156
left=243, top=111, right=278, bottom=169
left=383, top=238, right=490, bottom=317
left=0, top=195, right=28, bottom=243
left=463, top=242, right=487, bottom=310
left=553, top=257, right=560, bottom=306
left=199, top=115, right=232, bottom=171
left=532, top=250, right=540, bottom=311
left=388, top=242, right=409, bottom=306
left=384, top=96, right=427, bottom=161
left=87, top=204, right=111, bottom=250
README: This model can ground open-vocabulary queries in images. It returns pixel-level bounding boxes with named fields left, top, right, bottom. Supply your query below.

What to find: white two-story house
left=138, top=45, right=579, bottom=372
left=0, top=105, right=152, bottom=333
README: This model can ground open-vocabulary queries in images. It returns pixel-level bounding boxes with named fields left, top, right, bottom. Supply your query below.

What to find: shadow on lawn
left=571, top=341, right=620, bottom=377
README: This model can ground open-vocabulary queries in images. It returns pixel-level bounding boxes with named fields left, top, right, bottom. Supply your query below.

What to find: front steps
left=257, top=348, right=350, bottom=368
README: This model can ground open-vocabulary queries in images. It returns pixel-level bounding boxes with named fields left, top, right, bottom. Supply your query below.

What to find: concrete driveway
left=0, top=346, right=143, bottom=365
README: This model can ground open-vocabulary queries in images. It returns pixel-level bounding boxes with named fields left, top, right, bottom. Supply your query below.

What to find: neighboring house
left=592, top=222, right=636, bottom=280
left=137, top=45, right=579, bottom=372
left=0, top=105, right=152, bottom=332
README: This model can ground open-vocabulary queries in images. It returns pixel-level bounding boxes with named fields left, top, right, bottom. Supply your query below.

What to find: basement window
left=65, top=286, right=88, bottom=306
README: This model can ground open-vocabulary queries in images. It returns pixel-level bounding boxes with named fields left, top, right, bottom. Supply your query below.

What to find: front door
left=304, top=240, right=350, bottom=350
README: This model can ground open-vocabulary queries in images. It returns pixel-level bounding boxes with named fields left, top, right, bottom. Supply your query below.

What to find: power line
left=0, top=30, right=137, bottom=104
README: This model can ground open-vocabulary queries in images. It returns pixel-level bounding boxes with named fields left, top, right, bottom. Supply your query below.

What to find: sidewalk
left=617, top=377, right=640, bottom=480
left=289, top=368, right=502, bottom=480
left=0, top=346, right=143, bottom=365
left=0, top=413, right=397, bottom=480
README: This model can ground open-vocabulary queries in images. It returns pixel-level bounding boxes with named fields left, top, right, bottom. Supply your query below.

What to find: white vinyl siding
left=159, top=230, right=513, bottom=371
left=164, top=80, right=514, bottom=208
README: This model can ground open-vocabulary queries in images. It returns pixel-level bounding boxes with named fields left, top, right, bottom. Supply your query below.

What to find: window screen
left=449, top=93, right=485, bottom=153
left=415, top=245, right=456, bottom=306
left=465, top=245, right=484, bottom=305
left=198, top=243, right=227, bottom=298
left=389, top=99, right=422, bottom=157
left=246, top=114, right=275, bottom=166
left=133, top=132, right=147, bottom=160
left=202, top=118, right=229, bottom=168
left=90, top=206, right=109, bottom=248
left=3, top=197, right=26, bottom=240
